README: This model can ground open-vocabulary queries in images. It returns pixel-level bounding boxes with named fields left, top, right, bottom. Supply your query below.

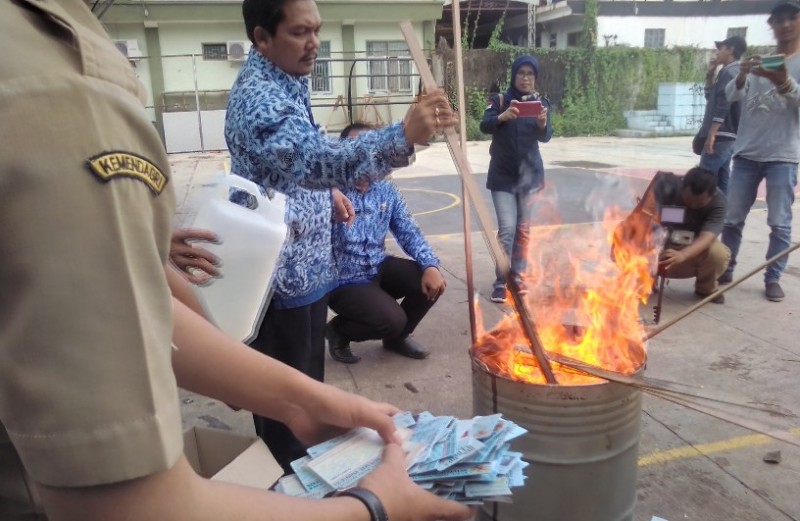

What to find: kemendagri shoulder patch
left=86, top=151, right=168, bottom=195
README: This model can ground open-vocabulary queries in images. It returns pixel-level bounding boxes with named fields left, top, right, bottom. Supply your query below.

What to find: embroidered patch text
left=86, top=152, right=168, bottom=195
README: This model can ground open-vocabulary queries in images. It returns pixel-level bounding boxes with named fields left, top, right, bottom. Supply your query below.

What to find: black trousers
left=247, top=294, right=328, bottom=473
left=328, top=256, right=434, bottom=342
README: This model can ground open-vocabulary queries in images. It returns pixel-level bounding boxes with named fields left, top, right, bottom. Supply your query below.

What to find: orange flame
left=473, top=203, right=659, bottom=386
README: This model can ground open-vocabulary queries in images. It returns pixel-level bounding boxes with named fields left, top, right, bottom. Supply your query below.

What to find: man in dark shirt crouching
left=653, top=167, right=731, bottom=303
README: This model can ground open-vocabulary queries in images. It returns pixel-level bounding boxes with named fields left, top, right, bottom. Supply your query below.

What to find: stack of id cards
left=274, top=411, right=529, bottom=505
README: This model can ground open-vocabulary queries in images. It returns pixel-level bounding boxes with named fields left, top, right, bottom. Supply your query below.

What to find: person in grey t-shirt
left=720, top=0, right=800, bottom=302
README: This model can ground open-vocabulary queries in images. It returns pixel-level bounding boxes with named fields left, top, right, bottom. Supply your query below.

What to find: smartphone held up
left=511, top=99, right=543, bottom=118
left=760, top=54, right=785, bottom=71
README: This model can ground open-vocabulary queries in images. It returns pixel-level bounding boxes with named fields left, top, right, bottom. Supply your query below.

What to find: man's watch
left=326, top=487, right=389, bottom=521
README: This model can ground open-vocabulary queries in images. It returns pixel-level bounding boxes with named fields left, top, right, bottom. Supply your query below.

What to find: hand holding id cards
left=274, top=412, right=528, bottom=505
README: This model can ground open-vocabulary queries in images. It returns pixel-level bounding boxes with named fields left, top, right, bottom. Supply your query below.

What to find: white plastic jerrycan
left=189, top=172, right=289, bottom=343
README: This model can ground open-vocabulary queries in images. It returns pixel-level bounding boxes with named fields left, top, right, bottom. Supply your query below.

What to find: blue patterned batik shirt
left=225, top=49, right=414, bottom=195
left=333, top=180, right=440, bottom=287
left=269, top=188, right=337, bottom=309
left=225, top=50, right=414, bottom=308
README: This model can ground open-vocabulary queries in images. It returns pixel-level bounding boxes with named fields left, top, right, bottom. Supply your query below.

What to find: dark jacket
left=697, top=60, right=741, bottom=141
left=480, top=94, right=553, bottom=193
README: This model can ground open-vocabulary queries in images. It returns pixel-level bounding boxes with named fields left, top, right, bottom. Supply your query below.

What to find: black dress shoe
left=382, top=337, right=430, bottom=359
left=326, top=322, right=360, bottom=364
left=330, top=346, right=360, bottom=364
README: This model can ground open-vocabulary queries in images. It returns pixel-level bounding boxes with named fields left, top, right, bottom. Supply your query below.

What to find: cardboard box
left=183, top=427, right=283, bottom=489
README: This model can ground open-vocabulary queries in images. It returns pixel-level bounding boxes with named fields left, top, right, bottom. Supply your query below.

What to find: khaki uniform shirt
left=0, top=0, right=183, bottom=514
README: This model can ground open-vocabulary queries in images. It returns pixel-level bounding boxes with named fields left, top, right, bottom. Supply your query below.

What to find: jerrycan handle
left=221, top=174, right=269, bottom=209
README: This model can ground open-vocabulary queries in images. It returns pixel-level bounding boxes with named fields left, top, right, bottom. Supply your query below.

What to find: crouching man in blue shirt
left=327, top=124, right=446, bottom=364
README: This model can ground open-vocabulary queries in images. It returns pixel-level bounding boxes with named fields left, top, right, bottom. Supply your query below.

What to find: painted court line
left=638, top=428, right=800, bottom=467
left=402, top=188, right=462, bottom=217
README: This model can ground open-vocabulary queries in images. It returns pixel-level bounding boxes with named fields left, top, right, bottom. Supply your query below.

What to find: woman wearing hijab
left=480, top=54, right=553, bottom=303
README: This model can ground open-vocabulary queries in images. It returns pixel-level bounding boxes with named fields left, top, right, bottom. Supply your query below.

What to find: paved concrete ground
left=172, top=136, right=800, bottom=521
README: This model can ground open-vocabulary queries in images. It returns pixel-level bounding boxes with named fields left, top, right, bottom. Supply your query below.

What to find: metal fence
left=129, top=50, right=435, bottom=154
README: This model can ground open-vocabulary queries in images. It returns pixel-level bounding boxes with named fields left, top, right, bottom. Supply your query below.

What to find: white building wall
left=557, top=31, right=568, bottom=49
left=597, top=15, right=774, bottom=48
left=153, top=22, right=247, bottom=152
left=539, top=21, right=582, bottom=49
left=158, top=22, right=247, bottom=93
left=104, top=26, right=156, bottom=119
left=541, top=30, right=553, bottom=48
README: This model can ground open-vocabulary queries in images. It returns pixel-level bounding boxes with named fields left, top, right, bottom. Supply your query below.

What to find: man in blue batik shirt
left=225, top=0, right=452, bottom=197
left=223, top=0, right=454, bottom=470
left=326, top=124, right=446, bottom=364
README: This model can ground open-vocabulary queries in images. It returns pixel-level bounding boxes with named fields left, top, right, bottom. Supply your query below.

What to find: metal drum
left=472, top=357, right=642, bottom=521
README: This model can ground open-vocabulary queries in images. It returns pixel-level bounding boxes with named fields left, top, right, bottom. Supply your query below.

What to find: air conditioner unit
left=226, top=41, right=251, bottom=62
left=113, top=39, right=143, bottom=60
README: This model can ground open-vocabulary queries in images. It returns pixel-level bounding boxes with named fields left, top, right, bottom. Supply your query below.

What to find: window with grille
left=366, top=41, right=412, bottom=93
left=549, top=33, right=557, bottom=49
left=202, top=43, right=228, bottom=61
left=727, top=27, right=747, bottom=39
left=311, top=41, right=332, bottom=93
left=644, top=29, right=665, bottom=48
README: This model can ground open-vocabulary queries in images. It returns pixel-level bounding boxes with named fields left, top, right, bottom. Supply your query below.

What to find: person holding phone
left=479, top=55, right=553, bottom=303
left=692, top=35, right=746, bottom=195
left=719, top=0, right=800, bottom=302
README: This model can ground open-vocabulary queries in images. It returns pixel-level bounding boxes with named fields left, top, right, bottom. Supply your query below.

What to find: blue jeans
left=721, top=157, right=798, bottom=283
left=491, top=189, right=536, bottom=290
left=699, top=138, right=735, bottom=195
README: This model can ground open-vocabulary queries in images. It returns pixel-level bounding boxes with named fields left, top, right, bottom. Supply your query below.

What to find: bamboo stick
left=547, top=353, right=800, bottom=449
left=644, top=388, right=800, bottom=449
left=450, top=0, right=478, bottom=345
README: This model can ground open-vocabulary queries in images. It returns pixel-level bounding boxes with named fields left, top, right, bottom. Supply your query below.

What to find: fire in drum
left=470, top=209, right=656, bottom=521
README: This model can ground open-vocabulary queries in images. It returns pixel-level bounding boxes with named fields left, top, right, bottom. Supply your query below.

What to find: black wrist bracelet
left=329, top=487, right=389, bottom=521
